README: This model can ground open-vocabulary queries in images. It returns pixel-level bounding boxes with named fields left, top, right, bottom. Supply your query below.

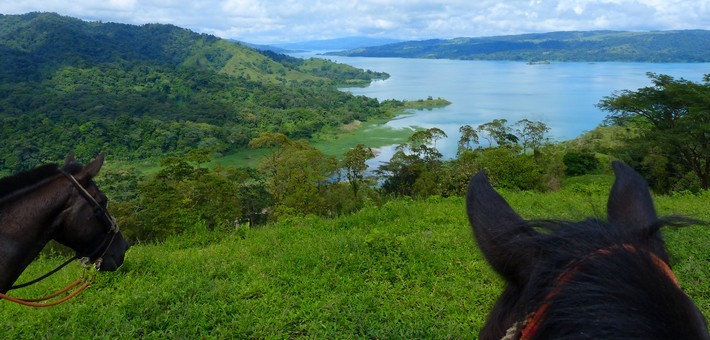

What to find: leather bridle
left=2, top=169, right=121, bottom=306
left=10, top=170, right=120, bottom=290
left=59, top=169, right=120, bottom=268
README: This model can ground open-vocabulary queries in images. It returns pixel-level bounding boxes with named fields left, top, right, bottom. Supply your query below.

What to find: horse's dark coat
left=0, top=163, right=83, bottom=204
left=0, top=155, right=128, bottom=294
left=466, top=161, right=708, bottom=339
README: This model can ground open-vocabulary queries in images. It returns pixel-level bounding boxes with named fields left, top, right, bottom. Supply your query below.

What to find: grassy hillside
left=330, top=30, right=710, bottom=62
left=2, top=189, right=707, bottom=337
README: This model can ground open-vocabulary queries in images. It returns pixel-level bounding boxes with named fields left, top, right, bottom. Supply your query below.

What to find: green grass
left=2, top=191, right=707, bottom=337
left=198, top=124, right=416, bottom=171
left=311, top=121, right=418, bottom=158
left=207, top=120, right=418, bottom=169
left=208, top=148, right=273, bottom=169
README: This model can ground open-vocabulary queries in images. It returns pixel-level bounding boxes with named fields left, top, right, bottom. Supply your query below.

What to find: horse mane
left=0, top=162, right=83, bottom=204
left=510, top=217, right=707, bottom=339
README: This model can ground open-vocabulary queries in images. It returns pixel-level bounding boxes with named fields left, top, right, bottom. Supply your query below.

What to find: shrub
left=563, top=151, right=599, bottom=176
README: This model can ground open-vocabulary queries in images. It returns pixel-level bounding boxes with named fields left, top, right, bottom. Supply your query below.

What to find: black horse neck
left=0, top=175, right=71, bottom=293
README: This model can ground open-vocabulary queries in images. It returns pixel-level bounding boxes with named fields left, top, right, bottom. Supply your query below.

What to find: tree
left=477, top=119, right=518, bottom=148
left=515, top=119, right=550, bottom=154
left=128, top=152, right=248, bottom=241
left=248, top=132, right=292, bottom=203
left=379, top=128, right=447, bottom=198
left=250, top=133, right=338, bottom=218
left=598, top=73, right=710, bottom=190
left=399, top=127, right=448, bottom=166
left=342, top=144, right=375, bottom=198
left=457, top=125, right=479, bottom=156
left=377, top=150, right=425, bottom=197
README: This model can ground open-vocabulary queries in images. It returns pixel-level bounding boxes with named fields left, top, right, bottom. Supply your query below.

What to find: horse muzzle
left=97, top=232, right=129, bottom=271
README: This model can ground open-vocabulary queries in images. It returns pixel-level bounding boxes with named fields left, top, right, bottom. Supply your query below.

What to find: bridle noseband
left=59, top=169, right=120, bottom=269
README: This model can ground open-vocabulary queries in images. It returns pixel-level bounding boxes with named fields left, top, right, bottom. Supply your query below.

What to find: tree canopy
left=0, top=13, right=390, bottom=173
left=598, top=73, right=710, bottom=191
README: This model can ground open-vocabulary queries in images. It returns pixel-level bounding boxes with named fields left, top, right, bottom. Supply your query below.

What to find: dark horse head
left=466, top=161, right=708, bottom=339
left=0, top=154, right=129, bottom=293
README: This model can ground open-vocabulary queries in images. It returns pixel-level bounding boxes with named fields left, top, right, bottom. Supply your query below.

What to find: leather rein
left=0, top=170, right=120, bottom=307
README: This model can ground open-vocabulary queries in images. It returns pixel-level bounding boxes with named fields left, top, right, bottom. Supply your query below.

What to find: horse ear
left=64, top=153, right=76, bottom=167
left=607, top=161, right=658, bottom=230
left=77, top=154, right=105, bottom=180
left=466, top=171, right=538, bottom=284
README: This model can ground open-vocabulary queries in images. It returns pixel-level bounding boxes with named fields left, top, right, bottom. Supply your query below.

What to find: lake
left=296, top=53, right=709, bottom=165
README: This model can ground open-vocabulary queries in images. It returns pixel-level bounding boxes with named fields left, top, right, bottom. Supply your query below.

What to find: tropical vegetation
left=0, top=12, right=394, bottom=173
left=0, top=12, right=708, bottom=337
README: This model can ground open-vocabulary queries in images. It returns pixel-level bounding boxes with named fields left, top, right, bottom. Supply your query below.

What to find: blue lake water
left=297, top=53, right=709, bottom=164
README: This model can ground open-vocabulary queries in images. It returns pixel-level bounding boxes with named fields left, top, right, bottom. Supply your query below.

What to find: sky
left=1, top=0, right=709, bottom=44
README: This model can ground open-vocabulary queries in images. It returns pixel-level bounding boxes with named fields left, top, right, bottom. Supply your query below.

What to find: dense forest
left=0, top=12, right=394, bottom=173
left=329, top=30, right=710, bottom=62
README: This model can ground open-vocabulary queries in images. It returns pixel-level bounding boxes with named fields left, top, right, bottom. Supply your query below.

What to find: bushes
left=563, top=151, right=599, bottom=176
left=108, top=153, right=270, bottom=243
left=477, top=148, right=542, bottom=190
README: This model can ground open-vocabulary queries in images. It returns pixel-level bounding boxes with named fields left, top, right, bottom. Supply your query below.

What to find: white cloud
left=0, top=0, right=708, bottom=43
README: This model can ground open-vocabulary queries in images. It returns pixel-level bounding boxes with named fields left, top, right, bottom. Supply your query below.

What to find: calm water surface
left=298, top=53, right=709, bottom=163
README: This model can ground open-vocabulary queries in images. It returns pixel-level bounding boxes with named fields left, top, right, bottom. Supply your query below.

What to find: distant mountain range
left=327, top=30, right=710, bottom=62
left=264, top=37, right=403, bottom=52
left=236, top=41, right=292, bottom=54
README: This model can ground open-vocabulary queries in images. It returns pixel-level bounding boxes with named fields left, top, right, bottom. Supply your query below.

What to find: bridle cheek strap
left=517, top=244, right=679, bottom=340
left=59, top=170, right=120, bottom=269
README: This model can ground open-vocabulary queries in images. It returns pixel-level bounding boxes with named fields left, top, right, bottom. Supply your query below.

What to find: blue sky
left=1, top=0, right=708, bottom=44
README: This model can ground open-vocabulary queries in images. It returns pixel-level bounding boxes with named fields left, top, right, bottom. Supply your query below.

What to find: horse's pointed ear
left=77, top=154, right=105, bottom=180
left=466, top=171, right=537, bottom=284
left=64, top=153, right=76, bottom=167
left=607, top=161, right=657, bottom=230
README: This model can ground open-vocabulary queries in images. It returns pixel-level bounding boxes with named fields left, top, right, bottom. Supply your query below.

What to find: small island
left=403, top=96, right=452, bottom=109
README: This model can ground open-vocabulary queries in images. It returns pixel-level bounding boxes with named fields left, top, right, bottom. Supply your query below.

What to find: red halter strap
left=518, top=244, right=679, bottom=340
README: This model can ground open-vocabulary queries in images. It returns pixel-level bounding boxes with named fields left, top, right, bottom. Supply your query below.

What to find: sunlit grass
left=2, top=190, right=707, bottom=337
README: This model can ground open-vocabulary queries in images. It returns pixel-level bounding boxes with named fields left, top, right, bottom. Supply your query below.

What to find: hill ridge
left=0, top=12, right=390, bottom=172
left=328, top=30, right=710, bottom=62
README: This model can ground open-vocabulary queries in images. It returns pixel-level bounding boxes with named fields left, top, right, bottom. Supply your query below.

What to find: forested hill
left=0, top=12, right=390, bottom=172
left=0, top=12, right=387, bottom=85
left=329, top=30, right=710, bottom=62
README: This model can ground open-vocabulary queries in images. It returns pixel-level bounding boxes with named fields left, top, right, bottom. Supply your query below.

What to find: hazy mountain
left=328, top=30, right=710, bottom=62
left=270, top=36, right=403, bottom=52
left=234, top=40, right=293, bottom=54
